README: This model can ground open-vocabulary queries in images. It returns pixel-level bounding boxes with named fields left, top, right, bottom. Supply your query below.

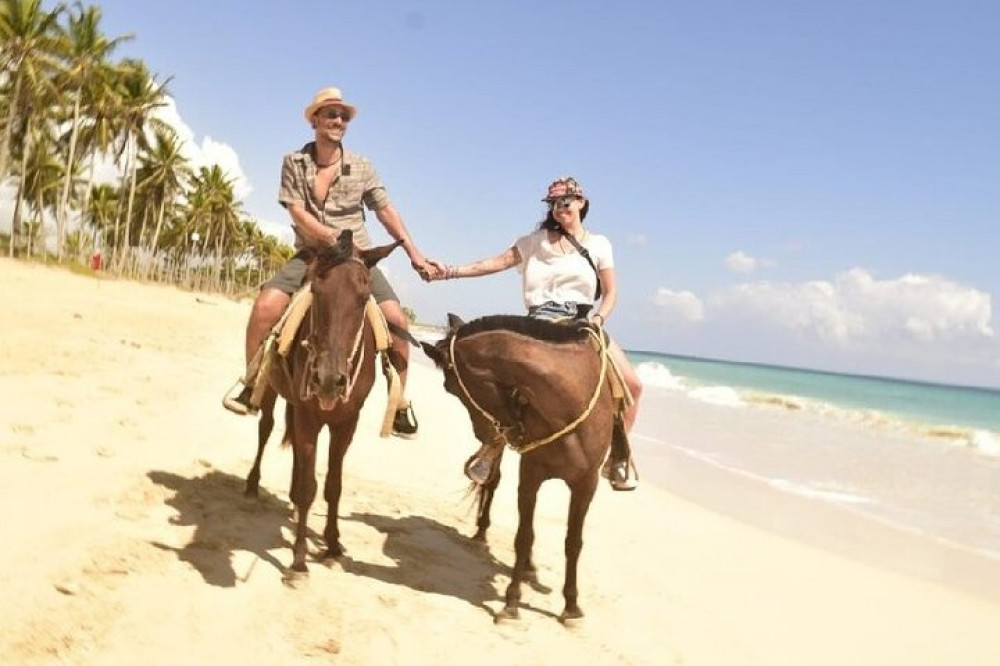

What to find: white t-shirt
left=513, top=228, right=614, bottom=310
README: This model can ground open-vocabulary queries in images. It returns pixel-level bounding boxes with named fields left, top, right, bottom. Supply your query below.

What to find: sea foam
left=636, top=361, right=686, bottom=390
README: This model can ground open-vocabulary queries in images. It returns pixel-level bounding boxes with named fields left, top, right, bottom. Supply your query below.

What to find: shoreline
left=636, top=430, right=1000, bottom=603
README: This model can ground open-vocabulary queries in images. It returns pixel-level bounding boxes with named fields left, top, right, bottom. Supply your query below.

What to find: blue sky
left=92, top=0, right=998, bottom=388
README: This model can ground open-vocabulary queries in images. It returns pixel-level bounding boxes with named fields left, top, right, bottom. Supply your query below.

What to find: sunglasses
left=549, top=196, right=580, bottom=210
left=317, top=107, right=351, bottom=122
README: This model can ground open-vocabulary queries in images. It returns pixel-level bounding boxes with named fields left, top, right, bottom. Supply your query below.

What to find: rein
left=299, top=257, right=369, bottom=403
left=448, top=325, right=608, bottom=454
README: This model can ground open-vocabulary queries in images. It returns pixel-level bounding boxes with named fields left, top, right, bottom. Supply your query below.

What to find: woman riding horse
left=427, top=176, right=643, bottom=490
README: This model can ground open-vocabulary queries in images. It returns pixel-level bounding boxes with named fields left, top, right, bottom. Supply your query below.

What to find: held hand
left=411, top=255, right=442, bottom=282
left=409, top=253, right=429, bottom=280
left=423, top=258, right=447, bottom=282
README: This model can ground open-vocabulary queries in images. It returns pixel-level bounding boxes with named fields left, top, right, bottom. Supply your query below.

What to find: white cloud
left=152, top=98, right=252, bottom=201
left=712, top=268, right=994, bottom=346
left=257, top=217, right=293, bottom=244
left=725, top=250, right=773, bottom=273
left=652, top=287, right=705, bottom=322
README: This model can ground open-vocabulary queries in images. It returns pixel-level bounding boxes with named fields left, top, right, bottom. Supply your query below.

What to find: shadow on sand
left=147, top=469, right=292, bottom=587
left=340, top=512, right=556, bottom=619
left=144, top=470, right=546, bottom=617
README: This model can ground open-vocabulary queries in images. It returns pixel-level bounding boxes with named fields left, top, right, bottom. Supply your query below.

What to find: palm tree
left=109, top=57, right=169, bottom=267
left=188, top=164, right=242, bottom=288
left=136, top=124, right=189, bottom=259
left=80, top=180, right=115, bottom=250
left=19, top=120, right=63, bottom=255
left=52, top=1, right=131, bottom=259
left=73, top=59, right=127, bottom=223
left=0, top=0, right=65, bottom=255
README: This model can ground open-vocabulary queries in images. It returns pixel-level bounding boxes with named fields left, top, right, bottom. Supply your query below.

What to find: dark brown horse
left=421, top=314, right=618, bottom=624
left=244, top=230, right=400, bottom=582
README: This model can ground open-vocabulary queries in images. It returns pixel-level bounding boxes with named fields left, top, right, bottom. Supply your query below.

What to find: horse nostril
left=335, top=374, right=348, bottom=389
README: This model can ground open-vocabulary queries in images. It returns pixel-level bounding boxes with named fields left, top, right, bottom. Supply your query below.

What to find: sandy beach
left=1, top=257, right=998, bottom=666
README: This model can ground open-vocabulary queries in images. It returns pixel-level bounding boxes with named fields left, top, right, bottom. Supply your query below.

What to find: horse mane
left=307, top=230, right=355, bottom=280
left=455, top=314, right=589, bottom=344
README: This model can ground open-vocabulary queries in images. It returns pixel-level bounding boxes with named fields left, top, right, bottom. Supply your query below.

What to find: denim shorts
left=261, top=250, right=399, bottom=304
left=527, top=301, right=592, bottom=322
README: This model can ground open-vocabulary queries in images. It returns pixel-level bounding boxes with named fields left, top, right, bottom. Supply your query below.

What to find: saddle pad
left=277, top=287, right=313, bottom=357
left=277, top=290, right=391, bottom=357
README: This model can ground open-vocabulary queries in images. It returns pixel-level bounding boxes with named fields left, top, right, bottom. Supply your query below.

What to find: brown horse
left=421, top=314, right=618, bottom=624
left=244, top=230, right=400, bottom=582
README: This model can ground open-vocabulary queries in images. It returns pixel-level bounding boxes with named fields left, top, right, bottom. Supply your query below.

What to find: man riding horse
left=223, top=87, right=441, bottom=439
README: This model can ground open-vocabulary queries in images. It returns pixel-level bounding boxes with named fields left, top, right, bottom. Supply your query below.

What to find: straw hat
left=303, top=87, right=357, bottom=123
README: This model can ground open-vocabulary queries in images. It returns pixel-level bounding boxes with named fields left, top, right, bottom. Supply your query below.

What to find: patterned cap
left=542, top=176, right=585, bottom=201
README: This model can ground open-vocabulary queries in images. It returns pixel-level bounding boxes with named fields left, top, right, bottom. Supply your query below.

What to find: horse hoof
left=320, top=549, right=345, bottom=565
left=281, top=568, right=309, bottom=588
left=493, top=607, right=519, bottom=624
left=559, top=608, right=585, bottom=627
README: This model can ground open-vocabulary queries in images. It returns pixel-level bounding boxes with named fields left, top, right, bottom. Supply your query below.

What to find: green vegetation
left=0, top=0, right=293, bottom=294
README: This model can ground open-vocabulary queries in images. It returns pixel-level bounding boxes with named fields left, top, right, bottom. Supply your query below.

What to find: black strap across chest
left=559, top=229, right=602, bottom=300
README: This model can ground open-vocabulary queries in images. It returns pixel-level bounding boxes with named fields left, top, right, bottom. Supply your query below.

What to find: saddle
left=249, top=285, right=401, bottom=436
left=539, top=312, right=634, bottom=413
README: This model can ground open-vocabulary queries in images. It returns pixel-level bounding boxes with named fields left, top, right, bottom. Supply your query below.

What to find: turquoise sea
left=625, top=349, right=1000, bottom=559
left=628, top=350, right=1000, bottom=453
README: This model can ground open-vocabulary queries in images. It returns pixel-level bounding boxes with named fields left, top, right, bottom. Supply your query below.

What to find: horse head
left=420, top=313, right=530, bottom=448
left=303, top=230, right=401, bottom=409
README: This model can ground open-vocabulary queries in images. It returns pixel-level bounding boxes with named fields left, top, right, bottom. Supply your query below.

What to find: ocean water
left=629, top=351, right=1000, bottom=454
left=627, top=350, right=1000, bottom=560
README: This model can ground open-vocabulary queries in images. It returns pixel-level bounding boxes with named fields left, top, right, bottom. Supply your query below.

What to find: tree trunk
left=149, top=196, right=168, bottom=260
left=10, top=177, right=26, bottom=258
left=121, top=141, right=139, bottom=265
left=55, top=90, right=84, bottom=261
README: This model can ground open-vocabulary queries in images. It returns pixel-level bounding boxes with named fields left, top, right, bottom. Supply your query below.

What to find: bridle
left=298, top=257, right=369, bottom=404
left=446, top=325, right=609, bottom=454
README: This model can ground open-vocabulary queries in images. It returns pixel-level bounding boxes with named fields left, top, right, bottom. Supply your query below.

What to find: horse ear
left=337, top=229, right=353, bottom=249
left=446, top=313, right=465, bottom=331
left=360, top=240, right=403, bottom=268
left=420, top=340, right=446, bottom=367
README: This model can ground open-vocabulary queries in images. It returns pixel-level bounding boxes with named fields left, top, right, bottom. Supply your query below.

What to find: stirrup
left=608, top=461, right=637, bottom=491
left=464, top=443, right=502, bottom=485
left=391, top=401, right=418, bottom=438
left=222, top=379, right=258, bottom=416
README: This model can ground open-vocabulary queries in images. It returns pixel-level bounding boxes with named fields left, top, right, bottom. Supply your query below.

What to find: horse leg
left=559, top=475, right=598, bottom=625
left=472, top=456, right=502, bottom=542
left=320, top=415, right=360, bottom=561
left=284, top=410, right=321, bottom=583
left=496, top=468, right=543, bottom=622
left=245, top=387, right=278, bottom=497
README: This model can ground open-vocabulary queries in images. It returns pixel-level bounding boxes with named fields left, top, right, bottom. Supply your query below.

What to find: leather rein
left=297, top=257, right=369, bottom=403
left=446, top=325, right=608, bottom=454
